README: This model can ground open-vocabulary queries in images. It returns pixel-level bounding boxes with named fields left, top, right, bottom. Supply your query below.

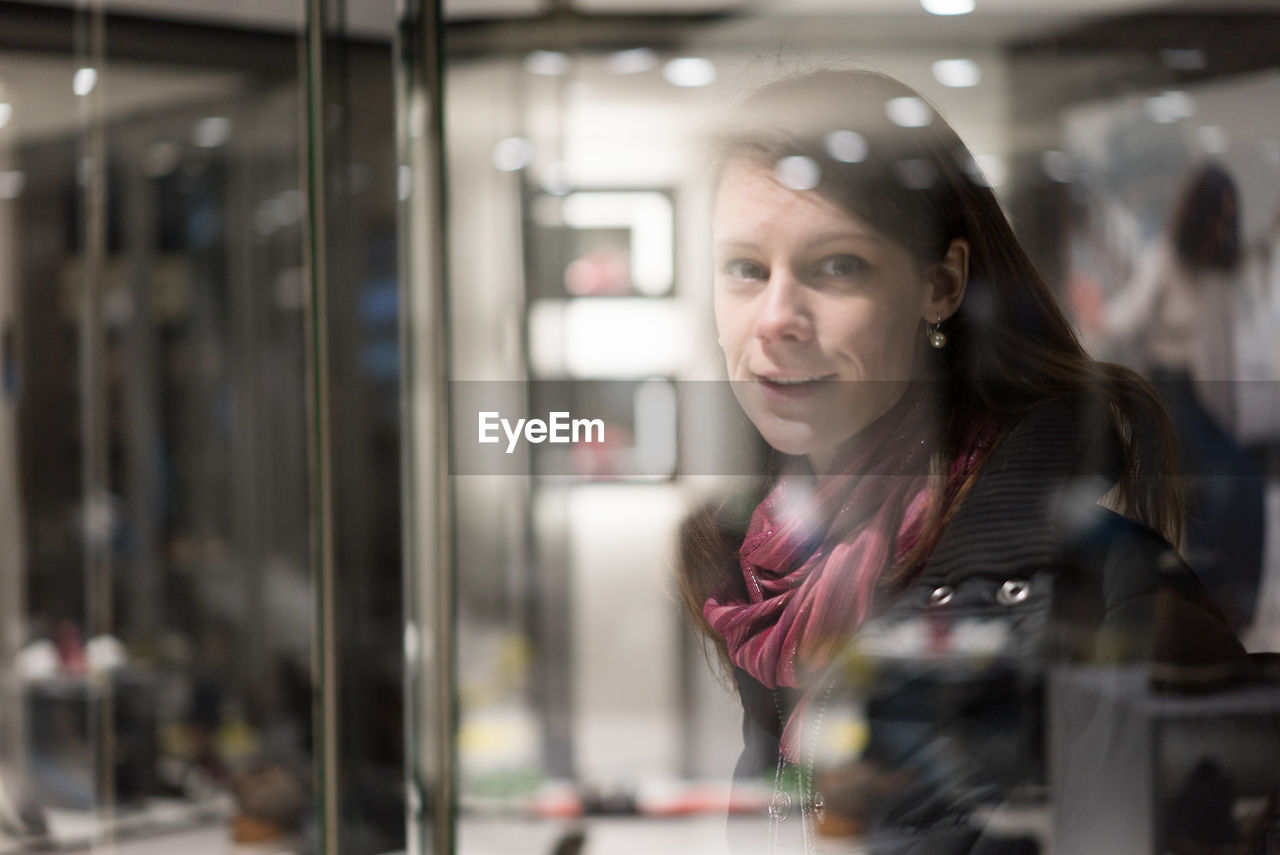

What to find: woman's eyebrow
left=806, top=229, right=886, bottom=247
left=712, top=239, right=762, bottom=254
left=714, top=231, right=885, bottom=253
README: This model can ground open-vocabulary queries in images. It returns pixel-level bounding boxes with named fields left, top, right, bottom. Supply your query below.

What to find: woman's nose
left=755, top=271, right=813, bottom=342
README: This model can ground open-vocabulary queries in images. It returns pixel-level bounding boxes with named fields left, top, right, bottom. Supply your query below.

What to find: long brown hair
left=1171, top=162, right=1241, bottom=272
left=679, top=69, right=1183, bottom=672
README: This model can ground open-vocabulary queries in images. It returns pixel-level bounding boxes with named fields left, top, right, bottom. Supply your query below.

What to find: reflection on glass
left=431, top=4, right=1280, bottom=855
left=0, top=5, right=326, bottom=852
left=1, top=0, right=412, bottom=841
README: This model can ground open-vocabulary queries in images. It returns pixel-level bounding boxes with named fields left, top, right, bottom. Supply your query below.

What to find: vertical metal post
left=0, top=83, right=25, bottom=798
left=121, top=138, right=161, bottom=650
left=74, top=0, right=115, bottom=840
left=394, top=0, right=454, bottom=852
left=302, top=2, right=340, bottom=853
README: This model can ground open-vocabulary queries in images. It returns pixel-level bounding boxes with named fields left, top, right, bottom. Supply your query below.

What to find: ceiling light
left=524, top=50, right=571, bottom=77
left=885, top=97, right=932, bottom=128
left=774, top=156, right=820, bottom=191
left=608, top=48, right=658, bottom=75
left=1145, top=91, right=1194, bottom=124
left=73, top=67, right=97, bottom=97
left=932, top=59, right=981, bottom=88
left=921, top=0, right=974, bottom=15
left=662, top=58, right=716, bottom=88
left=193, top=117, right=231, bottom=148
left=825, top=130, right=868, bottom=163
left=492, top=137, right=534, bottom=172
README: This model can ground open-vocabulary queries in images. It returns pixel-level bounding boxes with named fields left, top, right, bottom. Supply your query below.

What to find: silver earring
left=928, top=314, right=948, bottom=349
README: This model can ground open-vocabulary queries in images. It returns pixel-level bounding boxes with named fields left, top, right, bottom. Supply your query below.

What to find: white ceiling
left=744, top=0, right=1169, bottom=12
left=0, top=0, right=1272, bottom=147
left=7, top=0, right=1275, bottom=38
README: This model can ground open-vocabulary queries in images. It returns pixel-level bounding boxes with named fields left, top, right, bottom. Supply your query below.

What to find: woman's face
left=713, top=159, right=937, bottom=471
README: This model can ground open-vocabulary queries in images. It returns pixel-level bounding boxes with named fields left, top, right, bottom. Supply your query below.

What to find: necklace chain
left=754, top=446, right=919, bottom=853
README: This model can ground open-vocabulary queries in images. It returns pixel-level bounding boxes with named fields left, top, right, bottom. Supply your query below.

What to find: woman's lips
left=753, top=373, right=836, bottom=399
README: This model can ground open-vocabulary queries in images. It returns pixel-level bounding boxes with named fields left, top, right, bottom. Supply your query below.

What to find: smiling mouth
left=754, top=373, right=836, bottom=392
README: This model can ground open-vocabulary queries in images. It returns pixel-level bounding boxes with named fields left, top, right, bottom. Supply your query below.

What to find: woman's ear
left=922, top=238, right=969, bottom=323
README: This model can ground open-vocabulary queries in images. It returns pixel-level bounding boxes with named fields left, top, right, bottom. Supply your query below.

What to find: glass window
left=400, top=3, right=1280, bottom=854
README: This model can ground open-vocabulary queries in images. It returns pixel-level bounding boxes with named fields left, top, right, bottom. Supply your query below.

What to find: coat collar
left=915, top=394, right=1123, bottom=585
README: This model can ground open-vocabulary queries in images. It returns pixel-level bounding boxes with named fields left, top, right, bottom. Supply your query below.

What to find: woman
left=679, top=70, right=1252, bottom=854
left=1077, top=164, right=1265, bottom=634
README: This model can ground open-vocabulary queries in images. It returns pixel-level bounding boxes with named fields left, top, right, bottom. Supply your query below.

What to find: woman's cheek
left=721, top=339, right=744, bottom=373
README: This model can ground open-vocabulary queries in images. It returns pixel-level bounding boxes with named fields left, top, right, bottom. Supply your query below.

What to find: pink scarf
left=704, top=387, right=996, bottom=759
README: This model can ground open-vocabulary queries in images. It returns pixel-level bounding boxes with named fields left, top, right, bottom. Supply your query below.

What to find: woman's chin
left=754, top=422, right=829, bottom=461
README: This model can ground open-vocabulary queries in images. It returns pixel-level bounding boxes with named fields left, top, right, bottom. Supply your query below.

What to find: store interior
left=1, top=0, right=1279, bottom=853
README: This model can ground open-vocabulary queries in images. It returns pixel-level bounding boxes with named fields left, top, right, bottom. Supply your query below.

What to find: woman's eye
left=723, top=259, right=768, bottom=280
left=817, top=254, right=868, bottom=277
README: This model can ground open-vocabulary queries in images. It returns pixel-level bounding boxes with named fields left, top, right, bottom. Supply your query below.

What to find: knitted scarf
left=704, top=385, right=997, bottom=760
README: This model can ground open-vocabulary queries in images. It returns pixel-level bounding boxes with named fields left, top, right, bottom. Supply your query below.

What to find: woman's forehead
left=713, top=159, right=884, bottom=244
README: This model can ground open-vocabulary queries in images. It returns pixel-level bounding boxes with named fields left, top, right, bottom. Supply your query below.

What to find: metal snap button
left=769, top=791, right=792, bottom=822
left=997, top=579, right=1030, bottom=606
left=812, top=792, right=826, bottom=822
left=928, top=585, right=955, bottom=606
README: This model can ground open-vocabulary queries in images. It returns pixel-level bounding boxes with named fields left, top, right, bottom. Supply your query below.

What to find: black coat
left=729, top=395, right=1254, bottom=854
